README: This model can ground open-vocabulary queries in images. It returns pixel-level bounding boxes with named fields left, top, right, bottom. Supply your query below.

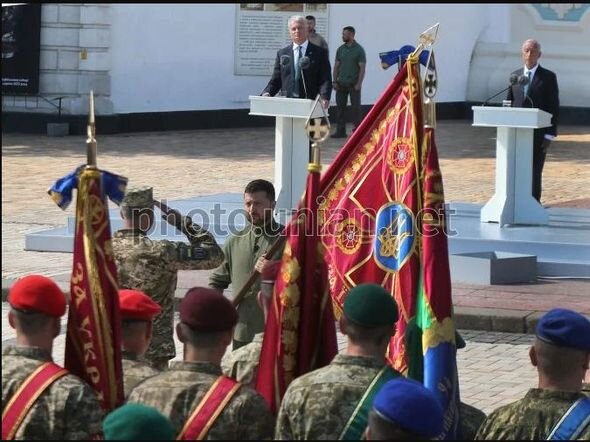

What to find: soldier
left=118, top=289, right=161, bottom=397
left=112, top=186, right=224, bottom=370
left=365, top=377, right=444, bottom=440
left=221, top=260, right=281, bottom=386
left=209, top=179, right=284, bottom=350
left=127, top=287, right=275, bottom=440
left=2, top=275, right=103, bottom=440
left=275, top=283, right=402, bottom=440
left=103, top=403, right=174, bottom=440
left=475, top=308, right=590, bottom=440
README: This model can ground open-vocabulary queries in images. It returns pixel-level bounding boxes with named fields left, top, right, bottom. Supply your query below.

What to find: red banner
left=64, top=167, right=124, bottom=411
left=256, top=167, right=338, bottom=414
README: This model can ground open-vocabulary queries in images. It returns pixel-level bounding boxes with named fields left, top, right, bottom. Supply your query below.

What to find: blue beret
left=536, top=308, right=590, bottom=351
left=372, top=377, right=443, bottom=438
left=102, top=403, right=174, bottom=440
left=343, top=283, right=398, bottom=327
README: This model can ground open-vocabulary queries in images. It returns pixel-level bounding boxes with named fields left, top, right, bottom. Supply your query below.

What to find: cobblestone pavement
left=1, top=303, right=535, bottom=415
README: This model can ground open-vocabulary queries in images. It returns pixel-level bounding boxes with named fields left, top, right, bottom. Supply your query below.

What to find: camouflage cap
left=121, top=186, right=153, bottom=209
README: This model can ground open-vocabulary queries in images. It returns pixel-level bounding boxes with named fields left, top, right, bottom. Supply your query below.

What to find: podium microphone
left=481, top=74, right=518, bottom=106
left=299, top=56, right=310, bottom=98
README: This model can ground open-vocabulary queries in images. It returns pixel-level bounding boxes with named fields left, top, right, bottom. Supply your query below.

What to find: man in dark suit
left=262, top=15, right=332, bottom=109
left=507, top=38, right=559, bottom=203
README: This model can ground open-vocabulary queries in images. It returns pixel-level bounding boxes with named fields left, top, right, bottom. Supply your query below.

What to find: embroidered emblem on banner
left=374, top=203, right=415, bottom=272
left=387, top=138, right=414, bottom=175
left=336, top=219, right=362, bottom=255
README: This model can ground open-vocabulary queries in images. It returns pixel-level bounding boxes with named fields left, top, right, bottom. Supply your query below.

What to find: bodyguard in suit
left=507, top=39, right=559, bottom=203
left=262, top=15, right=332, bottom=109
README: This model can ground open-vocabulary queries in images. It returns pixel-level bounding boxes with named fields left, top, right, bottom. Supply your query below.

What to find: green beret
left=102, top=403, right=174, bottom=440
left=121, top=186, right=153, bottom=209
left=344, top=283, right=398, bottom=327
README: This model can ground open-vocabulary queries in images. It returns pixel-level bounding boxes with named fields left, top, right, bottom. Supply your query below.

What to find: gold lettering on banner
left=72, top=286, right=87, bottom=308
left=71, top=262, right=84, bottom=284
left=79, top=316, right=100, bottom=386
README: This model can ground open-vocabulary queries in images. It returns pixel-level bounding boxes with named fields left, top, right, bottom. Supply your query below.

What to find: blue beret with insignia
left=372, top=377, right=443, bottom=438
left=536, top=308, right=590, bottom=351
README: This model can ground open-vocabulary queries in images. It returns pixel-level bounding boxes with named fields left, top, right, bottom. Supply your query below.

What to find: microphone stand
left=481, top=85, right=512, bottom=106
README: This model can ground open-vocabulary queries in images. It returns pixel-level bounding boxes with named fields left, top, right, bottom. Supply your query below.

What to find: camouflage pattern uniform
left=209, top=222, right=283, bottom=344
left=221, top=332, right=263, bottom=387
left=112, top=222, right=223, bottom=366
left=127, top=360, right=275, bottom=439
left=2, top=346, right=103, bottom=440
left=276, top=354, right=398, bottom=440
left=122, top=350, right=160, bottom=398
left=474, top=388, right=590, bottom=440
left=460, top=402, right=486, bottom=440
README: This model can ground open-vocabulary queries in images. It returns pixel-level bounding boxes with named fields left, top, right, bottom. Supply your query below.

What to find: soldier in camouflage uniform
left=221, top=260, right=280, bottom=386
left=127, top=287, right=275, bottom=440
left=118, top=289, right=161, bottom=397
left=112, top=186, right=224, bottom=370
left=209, top=179, right=284, bottom=350
left=475, top=308, right=590, bottom=440
left=275, top=284, right=402, bottom=440
left=2, top=275, right=103, bottom=440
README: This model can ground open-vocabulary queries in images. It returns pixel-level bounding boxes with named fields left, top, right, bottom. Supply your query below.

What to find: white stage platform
left=25, top=193, right=590, bottom=278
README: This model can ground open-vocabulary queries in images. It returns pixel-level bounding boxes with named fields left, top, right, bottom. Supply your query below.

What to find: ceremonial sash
left=2, top=362, right=68, bottom=440
left=177, top=376, right=241, bottom=440
left=547, top=397, right=590, bottom=440
left=338, top=365, right=400, bottom=440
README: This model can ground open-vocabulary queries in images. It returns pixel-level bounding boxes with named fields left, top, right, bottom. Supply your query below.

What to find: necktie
left=523, top=70, right=531, bottom=97
left=293, top=45, right=302, bottom=97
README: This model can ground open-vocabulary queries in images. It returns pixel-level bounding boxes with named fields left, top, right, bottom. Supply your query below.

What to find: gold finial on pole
left=410, top=22, right=439, bottom=58
left=305, top=95, right=331, bottom=172
left=86, top=90, right=97, bottom=168
left=409, top=23, right=440, bottom=129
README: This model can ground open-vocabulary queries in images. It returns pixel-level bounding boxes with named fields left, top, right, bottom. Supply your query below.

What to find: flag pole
left=86, top=90, right=97, bottom=169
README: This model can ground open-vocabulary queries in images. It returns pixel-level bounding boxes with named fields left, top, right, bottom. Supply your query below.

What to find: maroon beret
left=179, top=287, right=238, bottom=332
left=8, top=275, right=66, bottom=317
left=119, top=289, right=161, bottom=321
left=261, top=260, right=282, bottom=284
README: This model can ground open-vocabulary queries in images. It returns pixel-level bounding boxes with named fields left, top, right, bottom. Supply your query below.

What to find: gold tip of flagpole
left=86, top=90, right=97, bottom=168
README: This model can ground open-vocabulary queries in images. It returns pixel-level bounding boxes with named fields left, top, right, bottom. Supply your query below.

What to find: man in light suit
left=507, top=39, right=559, bottom=203
left=262, top=15, right=332, bottom=109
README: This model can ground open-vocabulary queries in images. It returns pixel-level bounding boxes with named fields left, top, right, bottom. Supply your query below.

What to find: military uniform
left=221, top=333, right=264, bottom=387
left=276, top=354, right=395, bottom=440
left=2, top=346, right=103, bottom=440
left=474, top=388, right=590, bottom=440
left=460, top=402, right=486, bottom=440
left=476, top=308, right=590, bottom=440
left=209, top=222, right=283, bottom=344
left=127, top=361, right=275, bottom=440
left=122, top=350, right=160, bottom=397
left=113, top=187, right=224, bottom=365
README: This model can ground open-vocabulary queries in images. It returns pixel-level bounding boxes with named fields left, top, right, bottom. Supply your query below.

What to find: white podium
left=250, top=96, right=324, bottom=213
left=472, top=106, right=552, bottom=226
